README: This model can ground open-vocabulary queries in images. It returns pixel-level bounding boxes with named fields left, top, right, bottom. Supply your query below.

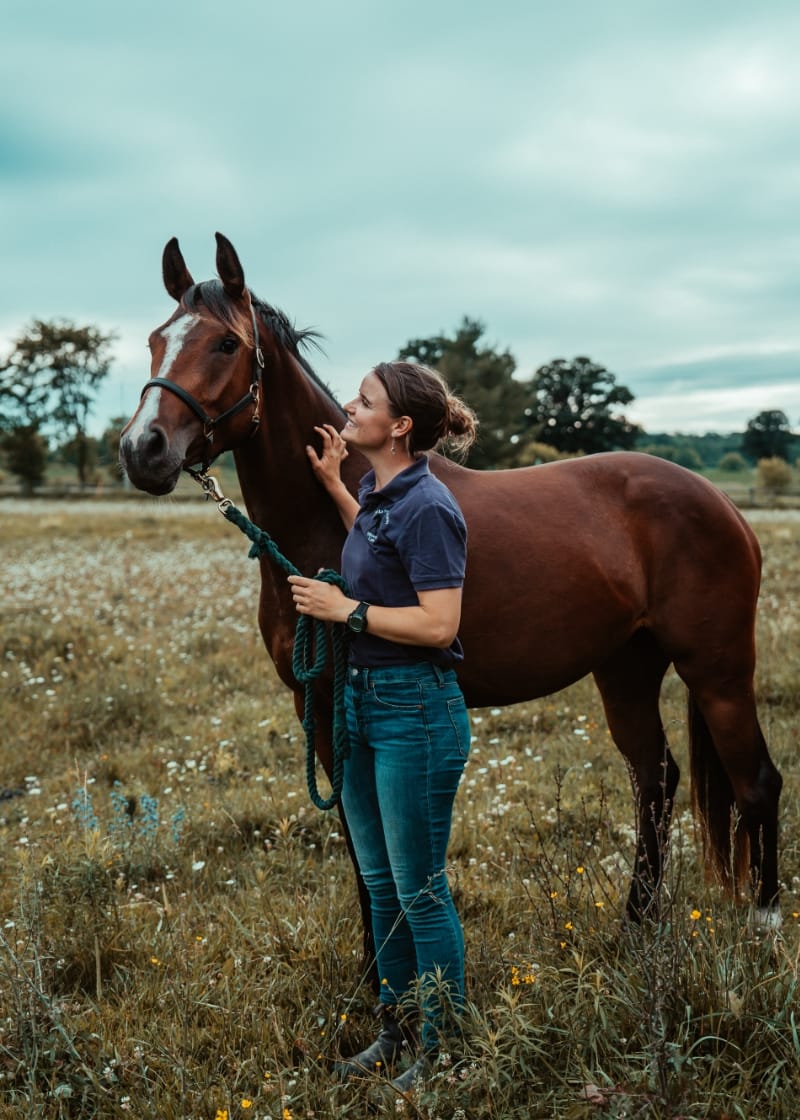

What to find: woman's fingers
left=314, top=424, right=348, bottom=457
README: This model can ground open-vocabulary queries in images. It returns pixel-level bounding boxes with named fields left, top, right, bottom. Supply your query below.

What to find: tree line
left=1, top=315, right=798, bottom=491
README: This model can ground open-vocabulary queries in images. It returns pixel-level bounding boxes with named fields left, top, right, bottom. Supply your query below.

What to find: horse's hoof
left=750, top=905, right=782, bottom=932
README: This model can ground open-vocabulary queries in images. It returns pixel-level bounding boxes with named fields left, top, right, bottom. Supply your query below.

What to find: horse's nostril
left=143, top=425, right=168, bottom=460
left=119, top=424, right=173, bottom=475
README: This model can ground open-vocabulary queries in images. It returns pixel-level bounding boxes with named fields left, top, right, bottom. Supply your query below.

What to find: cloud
left=3, top=2, right=800, bottom=438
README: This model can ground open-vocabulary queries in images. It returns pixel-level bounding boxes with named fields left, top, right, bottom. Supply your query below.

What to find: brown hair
left=371, top=361, right=478, bottom=457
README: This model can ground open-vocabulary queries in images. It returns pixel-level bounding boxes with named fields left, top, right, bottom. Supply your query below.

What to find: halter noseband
left=140, top=303, right=265, bottom=470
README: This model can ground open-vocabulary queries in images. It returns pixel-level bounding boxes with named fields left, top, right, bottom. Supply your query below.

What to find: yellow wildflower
left=241, top=1101, right=253, bottom=1110
left=690, top=909, right=701, bottom=920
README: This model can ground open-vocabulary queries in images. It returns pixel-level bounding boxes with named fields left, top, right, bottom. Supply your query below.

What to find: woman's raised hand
left=306, top=424, right=349, bottom=490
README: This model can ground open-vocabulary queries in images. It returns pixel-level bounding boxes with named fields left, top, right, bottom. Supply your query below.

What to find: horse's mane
left=181, top=279, right=343, bottom=410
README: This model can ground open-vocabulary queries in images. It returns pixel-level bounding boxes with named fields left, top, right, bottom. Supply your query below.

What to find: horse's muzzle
left=119, top=426, right=184, bottom=495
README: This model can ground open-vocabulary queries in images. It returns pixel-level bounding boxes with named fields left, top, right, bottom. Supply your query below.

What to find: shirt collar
left=358, top=455, right=430, bottom=507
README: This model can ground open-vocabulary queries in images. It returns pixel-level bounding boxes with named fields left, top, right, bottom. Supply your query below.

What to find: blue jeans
left=342, top=662, right=471, bottom=1050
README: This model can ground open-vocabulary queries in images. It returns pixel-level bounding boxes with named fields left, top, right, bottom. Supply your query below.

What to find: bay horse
left=119, top=233, right=782, bottom=968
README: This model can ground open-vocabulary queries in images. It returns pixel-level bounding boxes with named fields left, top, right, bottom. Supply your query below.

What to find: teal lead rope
left=197, top=482, right=350, bottom=811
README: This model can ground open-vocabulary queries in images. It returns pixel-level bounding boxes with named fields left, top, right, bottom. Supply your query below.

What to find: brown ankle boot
left=334, top=1004, right=415, bottom=1079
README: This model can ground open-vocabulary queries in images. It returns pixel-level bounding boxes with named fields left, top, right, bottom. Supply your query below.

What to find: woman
left=288, top=360, right=477, bottom=1092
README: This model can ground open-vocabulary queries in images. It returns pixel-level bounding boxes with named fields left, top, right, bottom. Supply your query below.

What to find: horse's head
left=119, top=233, right=266, bottom=495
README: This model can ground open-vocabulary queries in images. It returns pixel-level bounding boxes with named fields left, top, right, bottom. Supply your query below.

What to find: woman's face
left=342, top=372, right=399, bottom=452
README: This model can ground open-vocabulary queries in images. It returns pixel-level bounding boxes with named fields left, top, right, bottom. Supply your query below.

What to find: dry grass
left=1, top=498, right=799, bottom=1119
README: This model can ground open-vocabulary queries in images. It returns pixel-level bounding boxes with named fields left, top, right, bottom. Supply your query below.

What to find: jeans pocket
left=447, top=696, right=471, bottom=760
left=370, top=681, right=423, bottom=711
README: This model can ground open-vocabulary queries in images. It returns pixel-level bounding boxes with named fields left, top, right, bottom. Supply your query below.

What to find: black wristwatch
left=346, top=601, right=370, bottom=633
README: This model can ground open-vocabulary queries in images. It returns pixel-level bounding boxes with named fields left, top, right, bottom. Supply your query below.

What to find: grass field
left=1, top=498, right=799, bottom=1119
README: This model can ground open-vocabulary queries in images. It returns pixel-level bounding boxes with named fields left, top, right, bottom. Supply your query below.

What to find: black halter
left=140, top=302, right=265, bottom=469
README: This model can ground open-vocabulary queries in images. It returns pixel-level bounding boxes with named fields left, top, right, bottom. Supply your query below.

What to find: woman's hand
left=288, top=574, right=355, bottom=623
left=306, top=424, right=348, bottom=490
left=306, top=424, right=359, bottom=530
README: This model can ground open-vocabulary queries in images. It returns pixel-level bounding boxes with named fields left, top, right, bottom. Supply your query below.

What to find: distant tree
left=529, top=356, right=640, bottom=454
left=0, top=319, right=116, bottom=486
left=673, top=446, right=703, bottom=471
left=1, top=424, right=48, bottom=494
left=515, top=440, right=575, bottom=465
left=741, top=410, right=794, bottom=462
left=635, top=431, right=744, bottom=467
left=60, top=434, right=99, bottom=484
left=756, top=456, right=792, bottom=492
left=398, top=317, right=538, bottom=469
left=640, top=443, right=679, bottom=462
left=640, top=443, right=703, bottom=470
left=690, top=431, right=744, bottom=466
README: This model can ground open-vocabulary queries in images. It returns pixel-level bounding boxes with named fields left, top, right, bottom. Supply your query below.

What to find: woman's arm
left=287, top=579, right=462, bottom=649
left=306, top=423, right=359, bottom=530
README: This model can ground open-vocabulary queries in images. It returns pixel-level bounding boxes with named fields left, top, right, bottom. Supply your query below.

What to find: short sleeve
left=394, top=500, right=467, bottom=591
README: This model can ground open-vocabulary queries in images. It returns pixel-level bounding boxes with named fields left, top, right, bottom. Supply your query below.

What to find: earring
left=391, top=438, right=396, bottom=455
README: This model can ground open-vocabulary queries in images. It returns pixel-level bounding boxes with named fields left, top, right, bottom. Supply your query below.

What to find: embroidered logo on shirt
left=365, top=505, right=391, bottom=544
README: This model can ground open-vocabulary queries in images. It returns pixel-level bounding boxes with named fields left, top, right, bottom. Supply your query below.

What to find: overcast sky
left=2, top=1, right=799, bottom=436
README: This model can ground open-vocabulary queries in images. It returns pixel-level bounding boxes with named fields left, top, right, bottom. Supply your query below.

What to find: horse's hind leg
left=593, top=630, right=677, bottom=922
left=656, top=520, right=781, bottom=919
left=681, top=674, right=782, bottom=917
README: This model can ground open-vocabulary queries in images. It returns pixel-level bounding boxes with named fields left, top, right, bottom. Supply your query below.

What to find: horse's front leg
left=593, top=633, right=676, bottom=923
left=625, top=750, right=681, bottom=922
left=291, top=689, right=378, bottom=991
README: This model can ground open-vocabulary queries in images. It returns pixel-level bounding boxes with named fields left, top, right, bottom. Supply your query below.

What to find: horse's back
left=434, top=451, right=757, bottom=570
left=428, top=451, right=760, bottom=705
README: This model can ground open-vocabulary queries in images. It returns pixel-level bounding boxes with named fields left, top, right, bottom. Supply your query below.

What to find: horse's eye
left=219, top=337, right=239, bottom=355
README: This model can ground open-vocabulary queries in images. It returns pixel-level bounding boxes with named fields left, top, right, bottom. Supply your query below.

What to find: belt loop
left=432, top=664, right=445, bottom=687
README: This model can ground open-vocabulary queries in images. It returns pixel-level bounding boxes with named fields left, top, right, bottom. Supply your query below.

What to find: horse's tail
left=688, top=694, right=749, bottom=893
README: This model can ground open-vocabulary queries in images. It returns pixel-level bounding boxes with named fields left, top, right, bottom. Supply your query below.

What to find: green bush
left=757, top=456, right=793, bottom=491
left=517, top=441, right=576, bottom=465
left=718, top=451, right=748, bottom=472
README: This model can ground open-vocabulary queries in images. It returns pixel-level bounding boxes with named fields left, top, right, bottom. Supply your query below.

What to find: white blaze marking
left=160, top=315, right=196, bottom=377
left=126, top=316, right=195, bottom=442
left=125, top=384, right=162, bottom=442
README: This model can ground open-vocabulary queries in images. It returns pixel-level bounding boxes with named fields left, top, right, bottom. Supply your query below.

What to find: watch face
left=348, top=604, right=368, bottom=632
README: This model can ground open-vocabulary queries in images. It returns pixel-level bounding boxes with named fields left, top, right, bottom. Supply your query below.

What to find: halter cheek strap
left=140, top=304, right=265, bottom=469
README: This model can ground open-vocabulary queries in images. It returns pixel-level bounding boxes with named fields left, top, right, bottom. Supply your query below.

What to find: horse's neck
left=232, top=361, right=360, bottom=580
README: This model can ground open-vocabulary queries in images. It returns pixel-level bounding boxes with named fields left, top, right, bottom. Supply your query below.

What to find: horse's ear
left=215, top=232, right=246, bottom=301
left=162, top=237, right=195, bottom=302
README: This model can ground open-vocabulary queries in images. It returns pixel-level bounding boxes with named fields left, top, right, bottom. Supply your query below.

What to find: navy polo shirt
left=341, top=455, right=467, bottom=667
